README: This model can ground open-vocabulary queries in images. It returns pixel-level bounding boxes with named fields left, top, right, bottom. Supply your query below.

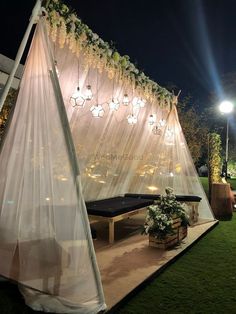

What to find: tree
left=177, top=95, right=209, bottom=166
left=0, top=88, right=18, bottom=142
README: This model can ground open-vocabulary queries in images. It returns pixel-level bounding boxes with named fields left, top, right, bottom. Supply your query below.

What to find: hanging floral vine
left=45, top=0, right=175, bottom=108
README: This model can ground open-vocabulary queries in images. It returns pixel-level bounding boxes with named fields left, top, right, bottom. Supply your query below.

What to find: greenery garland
left=45, top=0, right=175, bottom=108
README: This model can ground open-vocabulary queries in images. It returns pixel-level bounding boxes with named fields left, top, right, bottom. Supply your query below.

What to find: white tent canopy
left=0, top=0, right=214, bottom=313
left=55, top=24, right=213, bottom=221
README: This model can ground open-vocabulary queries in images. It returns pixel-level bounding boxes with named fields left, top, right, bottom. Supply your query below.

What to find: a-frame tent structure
left=0, top=0, right=215, bottom=313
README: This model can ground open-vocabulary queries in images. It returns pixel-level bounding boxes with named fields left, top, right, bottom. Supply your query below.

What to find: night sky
left=1, top=0, right=236, bottom=109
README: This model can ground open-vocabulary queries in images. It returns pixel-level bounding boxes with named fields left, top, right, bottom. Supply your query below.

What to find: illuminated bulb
left=127, top=114, right=137, bottom=125
left=84, top=85, right=93, bottom=100
left=148, top=114, right=156, bottom=125
left=90, top=105, right=105, bottom=118
left=138, top=98, right=146, bottom=108
left=123, top=94, right=129, bottom=105
left=159, top=119, right=166, bottom=127
left=219, top=100, right=233, bottom=114
left=170, top=172, right=174, bottom=177
left=70, top=87, right=85, bottom=107
left=46, top=197, right=50, bottom=201
left=109, top=98, right=120, bottom=111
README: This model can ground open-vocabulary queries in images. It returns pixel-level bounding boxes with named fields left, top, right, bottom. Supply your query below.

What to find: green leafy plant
left=208, top=133, right=222, bottom=184
left=142, top=187, right=189, bottom=239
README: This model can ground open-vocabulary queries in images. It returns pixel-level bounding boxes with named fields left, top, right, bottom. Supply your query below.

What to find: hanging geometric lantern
left=138, top=98, right=146, bottom=108
left=123, top=94, right=129, bottom=105
left=127, top=114, right=137, bottom=125
left=148, top=114, right=156, bottom=125
left=159, top=119, right=166, bottom=127
left=152, top=125, right=162, bottom=135
left=84, top=85, right=93, bottom=100
left=70, top=87, right=85, bottom=107
left=132, top=97, right=146, bottom=108
left=109, top=98, right=120, bottom=111
left=90, top=105, right=105, bottom=118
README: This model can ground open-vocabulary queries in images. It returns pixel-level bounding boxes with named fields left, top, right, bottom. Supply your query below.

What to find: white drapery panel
left=55, top=36, right=214, bottom=221
left=0, top=19, right=106, bottom=313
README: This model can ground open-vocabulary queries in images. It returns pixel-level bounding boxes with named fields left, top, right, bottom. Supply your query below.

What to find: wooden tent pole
left=0, top=0, right=42, bottom=113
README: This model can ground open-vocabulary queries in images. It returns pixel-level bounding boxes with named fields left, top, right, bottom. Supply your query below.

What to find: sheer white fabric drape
left=55, top=37, right=214, bottom=220
left=0, top=19, right=106, bottom=313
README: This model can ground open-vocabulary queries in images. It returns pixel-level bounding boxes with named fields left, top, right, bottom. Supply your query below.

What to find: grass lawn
left=1, top=216, right=236, bottom=314
left=118, top=214, right=236, bottom=314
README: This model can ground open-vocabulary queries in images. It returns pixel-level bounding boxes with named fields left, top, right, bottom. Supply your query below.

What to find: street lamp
left=219, top=100, right=234, bottom=179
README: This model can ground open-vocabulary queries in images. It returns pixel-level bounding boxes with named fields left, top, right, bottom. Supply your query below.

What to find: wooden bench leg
left=109, top=220, right=115, bottom=244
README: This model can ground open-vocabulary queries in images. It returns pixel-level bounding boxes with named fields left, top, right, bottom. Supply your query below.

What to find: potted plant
left=142, top=187, right=189, bottom=249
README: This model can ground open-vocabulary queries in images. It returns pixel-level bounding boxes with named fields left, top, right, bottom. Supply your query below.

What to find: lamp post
left=219, top=100, right=234, bottom=180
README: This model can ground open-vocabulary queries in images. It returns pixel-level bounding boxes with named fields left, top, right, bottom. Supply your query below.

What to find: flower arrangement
left=142, top=187, right=189, bottom=240
left=44, top=0, right=175, bottom=108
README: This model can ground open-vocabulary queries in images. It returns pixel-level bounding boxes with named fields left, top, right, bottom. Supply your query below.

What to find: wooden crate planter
left=149, top=217, right=182, bottom=249
left=149, top=233, right=178, bottom=249
left=178, top=225, right=188, bottom=241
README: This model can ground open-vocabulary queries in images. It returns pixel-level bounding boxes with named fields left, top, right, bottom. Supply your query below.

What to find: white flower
left=70, top=14, right=78, bottom=23
left=93, top=33, right=99, bottom=40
